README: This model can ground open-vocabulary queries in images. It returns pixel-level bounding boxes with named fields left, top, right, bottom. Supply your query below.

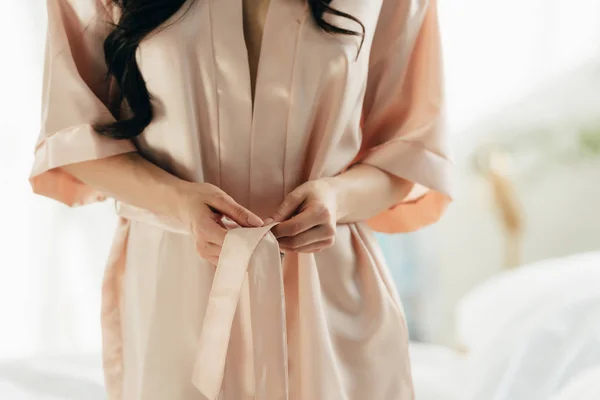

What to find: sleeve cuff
left=29, top=124, right=137, bottom=206
left=362, top=138, right=452, bottom=198
left=361, top=139, right=453, bottom=233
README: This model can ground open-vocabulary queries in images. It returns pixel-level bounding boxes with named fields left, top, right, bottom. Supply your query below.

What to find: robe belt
left=115, top=202, right=289, bottom=400
left=192, top=223, right=289, bottom=400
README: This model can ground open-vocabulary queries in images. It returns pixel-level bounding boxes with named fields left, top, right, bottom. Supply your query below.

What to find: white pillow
left=463, top=291, right=600, bottom=400
left=456, top=251, right=600, bottom=354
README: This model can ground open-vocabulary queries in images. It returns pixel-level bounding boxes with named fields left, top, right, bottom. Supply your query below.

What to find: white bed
left=457, top=251, right=600, bottom=400
left=411, top=251, right=600, bottom=400
left=0, top=355, right=104, bottom=400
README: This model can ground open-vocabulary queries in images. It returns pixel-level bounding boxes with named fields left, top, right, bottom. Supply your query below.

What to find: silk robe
left=30, top=0, right=452, bottom=398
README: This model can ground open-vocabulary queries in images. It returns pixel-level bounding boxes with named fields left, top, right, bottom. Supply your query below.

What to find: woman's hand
left=266, top=179, right=338, bottom=253
left=176, top=182, right=264, bottom=264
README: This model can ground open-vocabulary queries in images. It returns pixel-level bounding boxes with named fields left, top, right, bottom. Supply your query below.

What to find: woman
left=30, top=0, right=451, bottom=398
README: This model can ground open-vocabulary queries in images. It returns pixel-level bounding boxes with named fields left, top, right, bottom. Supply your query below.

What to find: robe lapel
left=209, top=0, right=306, bottom=216
left=248, top=0, right=308, bottom=216
left=209, top=0, right=254, bottom=207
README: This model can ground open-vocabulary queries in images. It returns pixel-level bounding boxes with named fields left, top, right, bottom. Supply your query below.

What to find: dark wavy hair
left=95, top=0, right=364, bottom=139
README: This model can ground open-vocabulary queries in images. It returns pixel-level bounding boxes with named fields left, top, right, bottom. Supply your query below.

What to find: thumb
left=207, top=193, right=263, bottom=227
left=266, top=189, right=306, bottom=224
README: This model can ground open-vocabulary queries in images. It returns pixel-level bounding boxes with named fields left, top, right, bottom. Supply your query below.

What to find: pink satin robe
left=30, top=0, right=452, bottom=399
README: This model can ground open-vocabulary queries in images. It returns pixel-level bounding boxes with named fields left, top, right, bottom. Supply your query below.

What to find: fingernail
left=263, top=218, right=274, bottom=225
left=249, top=215, right=264, bottom=227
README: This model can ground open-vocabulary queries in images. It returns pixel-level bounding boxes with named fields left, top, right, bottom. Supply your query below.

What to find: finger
left=273, top=212, right=314, bottom=238
left=272, top=206, right=328, bottom=238
left=215, top=217, right=226, bottom=229
left=207, top=193, right=263, bottom=227
left=266, top=189, right=306, bottom=224
left=277, top=225, right=333, bottom=249
left=280, top=238, right=335, bottom=254
left=200, top=217, right=228, bottom=245
left=196, top=241, right=221, bottom=257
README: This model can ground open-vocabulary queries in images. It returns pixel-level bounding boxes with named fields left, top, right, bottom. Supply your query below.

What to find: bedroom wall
left=425, top=159, right=600, bottom=346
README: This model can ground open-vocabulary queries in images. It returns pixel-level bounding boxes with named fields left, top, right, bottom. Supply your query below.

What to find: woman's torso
left=128, top=0, right=389, bottom=218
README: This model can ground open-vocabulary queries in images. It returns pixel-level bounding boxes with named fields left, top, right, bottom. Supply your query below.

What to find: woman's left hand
left=266, top=179, right=338, bottom=253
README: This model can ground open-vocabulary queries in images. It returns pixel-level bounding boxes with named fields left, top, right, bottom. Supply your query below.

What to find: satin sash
left=192, top=223, right=289, bottom=400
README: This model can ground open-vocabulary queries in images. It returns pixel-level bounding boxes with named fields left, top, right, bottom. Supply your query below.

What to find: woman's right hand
left=176, top=182, right=264, bottom=265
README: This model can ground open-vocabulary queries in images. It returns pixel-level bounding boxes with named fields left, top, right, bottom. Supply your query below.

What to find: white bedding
left=0, top=355, right=104, bottom=400
left=409, top=342, right=466, bottom=400
left=458, top=251, right=600, bottom=400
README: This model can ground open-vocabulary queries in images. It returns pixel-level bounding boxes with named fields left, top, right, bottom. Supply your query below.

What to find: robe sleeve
left=360, top=0, right=453, bottom=233
left=29, top=0, right=136, bottom=207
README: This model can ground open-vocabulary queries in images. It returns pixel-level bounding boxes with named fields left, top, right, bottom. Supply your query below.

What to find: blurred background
left=1, top=0, right=600, bottom=399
